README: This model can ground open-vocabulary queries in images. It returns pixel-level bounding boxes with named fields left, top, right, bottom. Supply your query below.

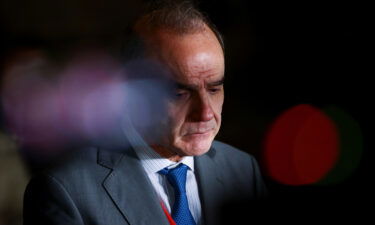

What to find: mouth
left=184, top=128, right=213, bottom=136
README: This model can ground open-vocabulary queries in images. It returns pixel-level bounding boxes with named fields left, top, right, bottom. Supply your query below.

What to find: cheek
left=165, top=103, right=188, bottom=135
left=211, top=96, right=224, bottom=134
left=213, top=94, right=224, bottom=119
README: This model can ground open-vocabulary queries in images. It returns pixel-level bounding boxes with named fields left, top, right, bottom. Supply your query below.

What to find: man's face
left=146, top=27, right=225, bottom=158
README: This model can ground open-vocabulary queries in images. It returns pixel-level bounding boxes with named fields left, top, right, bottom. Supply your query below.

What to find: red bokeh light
left=263, top=104, right=339, bottom=186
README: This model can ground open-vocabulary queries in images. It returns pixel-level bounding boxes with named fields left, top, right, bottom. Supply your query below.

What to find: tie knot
left=159, top=163, right=189, bottom=193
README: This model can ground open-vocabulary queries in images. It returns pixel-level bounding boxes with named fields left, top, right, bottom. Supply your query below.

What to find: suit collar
left=98, top=148, right=169, bottom=225
left=97, top=148, right=124, bottom=169
left=195, top=145, right=225, bottom=225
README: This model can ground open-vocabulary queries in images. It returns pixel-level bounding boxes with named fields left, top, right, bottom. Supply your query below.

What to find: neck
left=150, top=145, right=184, bottom=162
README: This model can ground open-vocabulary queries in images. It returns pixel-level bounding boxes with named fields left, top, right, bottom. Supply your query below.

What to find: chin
left=175, top=135, right=214, bottom=156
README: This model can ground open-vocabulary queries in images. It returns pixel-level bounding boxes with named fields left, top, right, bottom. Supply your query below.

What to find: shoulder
left=211, top=140, right=249, bottom=155
left=210, top=140, right=257, bottom=165
left=47, top=147, right=105, bottom=179
left=206, top=140, right=262, bottom=181
left=205, top=140, right=267, bottom=199
left=24, top=147, right=107, bottom=225
left=28, top=147, right=112, bottom=197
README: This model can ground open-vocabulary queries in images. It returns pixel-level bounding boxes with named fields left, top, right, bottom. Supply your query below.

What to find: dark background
left=0, top=0, right=372, bottom=223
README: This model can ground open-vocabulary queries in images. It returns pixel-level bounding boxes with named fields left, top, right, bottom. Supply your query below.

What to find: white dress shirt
left=123, top=119, right=202, bottom=224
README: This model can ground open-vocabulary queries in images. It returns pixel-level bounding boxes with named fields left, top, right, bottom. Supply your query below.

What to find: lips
left=185, top=128, right=213, bottom=136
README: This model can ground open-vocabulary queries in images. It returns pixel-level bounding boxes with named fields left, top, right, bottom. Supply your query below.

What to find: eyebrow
left=175, top=77, right=225, bottom=91
left=207, top=77, right=225, bottom=87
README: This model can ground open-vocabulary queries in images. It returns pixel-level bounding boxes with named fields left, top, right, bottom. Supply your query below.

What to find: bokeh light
left=263, top=104, right=339, bottom=186
left=318, top=106, right=363, bottom=185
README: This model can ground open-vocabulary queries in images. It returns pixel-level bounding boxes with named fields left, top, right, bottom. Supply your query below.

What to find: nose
left=189, top=92, right=214, bottom=122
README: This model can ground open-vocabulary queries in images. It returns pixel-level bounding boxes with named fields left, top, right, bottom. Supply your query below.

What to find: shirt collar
left=136, top=145, right=194, bottom=175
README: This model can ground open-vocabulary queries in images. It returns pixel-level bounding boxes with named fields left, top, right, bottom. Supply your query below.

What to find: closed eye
left=175, top=89, right=190, bottom=98
left=208, top=84, right=223, bottom=95
left=209, top=88, right=220, bottom=94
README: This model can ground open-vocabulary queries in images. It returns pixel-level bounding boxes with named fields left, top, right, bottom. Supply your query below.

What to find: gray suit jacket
left=24, top=141, right=267, bottom=225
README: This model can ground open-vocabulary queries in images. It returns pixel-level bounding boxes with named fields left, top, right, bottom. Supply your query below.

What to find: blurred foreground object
left=1, top=49, right=174, bottom=166
left=0, top=132, right=29, bottom=225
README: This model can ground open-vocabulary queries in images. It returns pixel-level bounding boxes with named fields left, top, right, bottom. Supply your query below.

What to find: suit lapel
left=195, top=147, right=225, bottom=225
left=98, top=149, right=169, bottom=225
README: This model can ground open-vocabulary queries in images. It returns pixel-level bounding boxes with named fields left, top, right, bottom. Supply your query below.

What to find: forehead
left=145, top=27, right=225, bottom=84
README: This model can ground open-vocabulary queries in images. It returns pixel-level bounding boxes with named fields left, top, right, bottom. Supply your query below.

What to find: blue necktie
left=159, top=164, right=197, bottom=225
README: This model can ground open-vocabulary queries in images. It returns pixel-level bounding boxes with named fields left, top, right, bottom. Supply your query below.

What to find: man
left=24, top=1, right=267, bottom=225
